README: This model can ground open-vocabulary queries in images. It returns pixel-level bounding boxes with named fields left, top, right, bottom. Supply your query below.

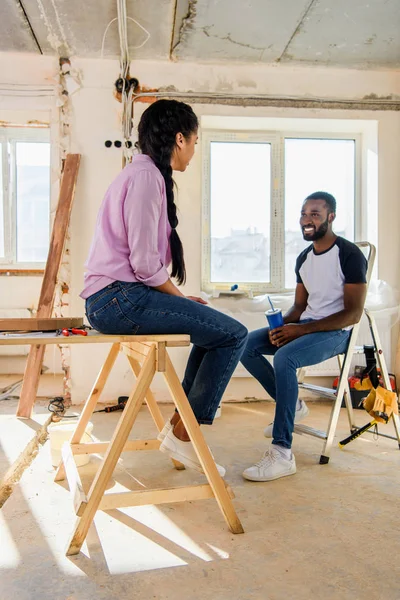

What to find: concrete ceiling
left=0, top=0, right=399, bottom=68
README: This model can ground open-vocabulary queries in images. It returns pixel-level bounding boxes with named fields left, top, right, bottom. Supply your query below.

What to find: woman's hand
left=269, top=323, right=305, bottom=347
left=187, top=296, right=208, bottom=304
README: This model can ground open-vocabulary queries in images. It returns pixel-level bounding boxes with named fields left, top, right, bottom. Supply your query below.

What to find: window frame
left=0, top=127, right=50, bottom=270
left=202, top=129, right=362, bottom=294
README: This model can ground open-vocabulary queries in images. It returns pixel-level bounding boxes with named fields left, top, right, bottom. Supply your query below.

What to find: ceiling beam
left=277, top=0, right=317, bottom=63
left=17, top=0, right=43, bottom=54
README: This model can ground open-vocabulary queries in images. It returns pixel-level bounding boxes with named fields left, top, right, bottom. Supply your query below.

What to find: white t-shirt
left=295, top=237, right=367, bottom=322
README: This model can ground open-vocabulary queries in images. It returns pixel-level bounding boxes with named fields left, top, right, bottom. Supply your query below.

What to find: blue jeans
left=85, top=282, right=248, bottom=424
left=240, top=321, right=351, bottom=449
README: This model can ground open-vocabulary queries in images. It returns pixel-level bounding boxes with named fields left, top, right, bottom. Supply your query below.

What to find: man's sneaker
left=242, top=446, right=296, bottom=482
left=157, top=420, right=172, bottom=442
left=263, top=400, right=309, bottom=438
left=159, top=428, right=226, bottom=477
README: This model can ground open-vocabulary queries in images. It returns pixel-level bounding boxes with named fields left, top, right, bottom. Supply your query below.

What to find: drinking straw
left=268, top=296, right=275, bottom=311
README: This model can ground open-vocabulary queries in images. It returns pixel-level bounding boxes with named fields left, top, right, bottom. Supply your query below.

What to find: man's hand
left=269, top=323, right=305, bottom=347
left=187, top=296, right=208, bottom=304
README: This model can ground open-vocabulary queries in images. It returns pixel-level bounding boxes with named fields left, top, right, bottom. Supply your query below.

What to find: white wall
left=0, top=53, right=399, bottom=402
left=0, top=62, right=62, bottom=374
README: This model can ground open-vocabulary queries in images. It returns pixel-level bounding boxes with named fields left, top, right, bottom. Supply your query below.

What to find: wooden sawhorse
left=0, top=331, right=244, bottom=554
left=48, top=333, right=244, bottom=555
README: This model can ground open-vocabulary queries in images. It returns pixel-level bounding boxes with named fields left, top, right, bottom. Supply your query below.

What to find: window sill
left=0, top=269, right=44, bottom=276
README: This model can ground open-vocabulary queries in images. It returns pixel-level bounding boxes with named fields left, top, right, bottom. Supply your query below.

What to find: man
left=240, top=191, right=367, bottom=482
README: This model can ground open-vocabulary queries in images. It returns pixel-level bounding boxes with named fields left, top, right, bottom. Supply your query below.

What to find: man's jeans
left=85, top=281, right=248, bottom=424
left=240, top=321, right=351, bottom=449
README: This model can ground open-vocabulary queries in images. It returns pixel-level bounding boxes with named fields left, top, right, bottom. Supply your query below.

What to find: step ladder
left=295, top=310, right=400, bottom=463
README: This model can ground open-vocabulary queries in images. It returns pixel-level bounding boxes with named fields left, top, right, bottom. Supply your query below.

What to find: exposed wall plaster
left=153, top=87, right=400, bottom=111
left=35, top=0, right=71, bottom=56
left=277, top=0, right=317, bottom=63
left=202, top=26, right=270, bottom=61
left=171, top=0, right=198, bottom=56
left=52, top=59, right=82, bottom=405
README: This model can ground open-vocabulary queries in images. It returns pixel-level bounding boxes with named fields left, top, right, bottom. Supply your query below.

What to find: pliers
left=56, top=327, right=89, bottom=337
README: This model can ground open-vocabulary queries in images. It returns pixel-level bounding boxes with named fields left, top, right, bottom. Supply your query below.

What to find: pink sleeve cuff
left=136, top=265, right=170, bottom=287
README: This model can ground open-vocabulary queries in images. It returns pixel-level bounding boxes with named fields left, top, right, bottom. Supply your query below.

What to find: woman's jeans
left=85, top=282, right=248, bottom=424
left=240, top=322, right=351, bottom=449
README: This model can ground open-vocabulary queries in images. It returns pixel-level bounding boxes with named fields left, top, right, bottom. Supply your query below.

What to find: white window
left=202, top=130, right=359, bottom=293
left=0, top=128, right=50, bottom=268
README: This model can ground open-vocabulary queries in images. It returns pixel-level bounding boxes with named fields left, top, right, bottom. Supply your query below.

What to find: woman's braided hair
left=137, top=99, right=198, bottom=285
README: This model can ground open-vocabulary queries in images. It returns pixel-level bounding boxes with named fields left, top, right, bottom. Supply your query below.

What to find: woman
left=81, top=99, right=248, bottom=475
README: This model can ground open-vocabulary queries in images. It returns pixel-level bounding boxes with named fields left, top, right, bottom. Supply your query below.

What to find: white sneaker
left=159, top=428, right=226, bottom=477
left=157, top=420, right=172, bottom=442
left=263, top=400, right=309, bottom=438
left=242, top=446, right=296, bottom=482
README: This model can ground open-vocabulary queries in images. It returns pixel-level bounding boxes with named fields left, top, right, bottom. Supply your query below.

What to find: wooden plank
left=156, top=342, right=166, bottom=372
left=124, top=341, right=152, bottom=356
left=0, top=332, right=190, bottom=347
left=163, top=353, right=244, bottom=535
left=66, top=346, right=156, bottom=555
left=0, top=317, right=83, bottom=332
left=61, top=442, right=88, bottom=517
left=126, top=354, right=185, bottom=470
left=99, top=483, right=235, bottom=511
left=71, top=439, right=160, bottom=454
left=0, top=269, right=44, bottom=276
left=120, top=342, right=151, bottom=363
left=17, top=154, right=81, bottom=418
left=121, top=337, right=191, bottom=348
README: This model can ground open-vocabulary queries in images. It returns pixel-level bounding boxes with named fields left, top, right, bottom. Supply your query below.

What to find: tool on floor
left=339, top=420, right=379, bottom=447
left=104, top=396, right=129, bottom=412
left=339, top=343, right=399, bottom=448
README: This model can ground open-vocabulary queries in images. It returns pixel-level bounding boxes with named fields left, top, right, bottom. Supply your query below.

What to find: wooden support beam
left=71, top=439, right=160, bottom=455
left=54, top=343, right=120, bottom=482
left=99, top=483, right=235, bottom=511
left=156, top=342, right=166, bottom=372
left=163, top=353, right=244, bottom=535
left=126, top=354, right=185, bottom=470
left=120, top=342, right=150, bottom=363
left=61, top=442, right=87, bottom=517
left=17, top=154, right=81, bottom=418
left=66, top=347, right=156, bottom=555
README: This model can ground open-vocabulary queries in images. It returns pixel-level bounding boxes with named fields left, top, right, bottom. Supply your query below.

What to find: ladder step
left=353, top=346, right=365, bottom=354
left=293, top=424, right=328, bottom=439
left=298, top=383, right=336, bottom=399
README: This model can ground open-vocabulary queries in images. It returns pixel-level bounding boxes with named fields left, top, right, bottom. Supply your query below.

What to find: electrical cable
left=48, top=396, right=106, bottom=418
left=100, top=17, right=151, bottom=60
left=47, top=395, right=129, bottom=419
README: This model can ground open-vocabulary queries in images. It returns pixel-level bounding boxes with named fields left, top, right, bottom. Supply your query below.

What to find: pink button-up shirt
left=80, top=155, right=172, bottom=299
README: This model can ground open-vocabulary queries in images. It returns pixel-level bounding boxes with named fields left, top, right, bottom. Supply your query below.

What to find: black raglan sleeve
left=295, top=247, right=310, bottom=284
left=338, top=239, right=368, bottom=284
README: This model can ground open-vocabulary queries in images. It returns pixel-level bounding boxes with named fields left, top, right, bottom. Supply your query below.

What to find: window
left=202, top=130, right=359, bottom=293
left=209, top=140, right=272, bottom=284
left=284, top=138, right=356, bottom=288
left=0, top=128, right=50, bottom=268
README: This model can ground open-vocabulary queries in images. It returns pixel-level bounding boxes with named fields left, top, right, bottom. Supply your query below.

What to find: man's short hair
left=305, top=191, right=336, bottom=214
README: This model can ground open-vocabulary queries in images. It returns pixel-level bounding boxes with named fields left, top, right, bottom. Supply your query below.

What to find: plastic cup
left=265, top=308, right=284, bottom=330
